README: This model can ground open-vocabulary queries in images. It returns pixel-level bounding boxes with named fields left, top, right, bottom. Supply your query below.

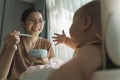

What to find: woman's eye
left=39, top=20, right=43, bottom=22
left=30, top=19, right=35, bottom=22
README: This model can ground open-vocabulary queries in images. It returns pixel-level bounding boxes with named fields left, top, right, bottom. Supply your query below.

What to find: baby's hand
left=52, top=30, right=67, bottom=45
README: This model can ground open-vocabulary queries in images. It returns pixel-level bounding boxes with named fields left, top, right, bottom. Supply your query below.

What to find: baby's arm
left=64, top=37, right=77, bottom=49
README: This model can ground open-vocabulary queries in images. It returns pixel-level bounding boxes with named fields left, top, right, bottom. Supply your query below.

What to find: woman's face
left=23, top=11, right=45, bottom=36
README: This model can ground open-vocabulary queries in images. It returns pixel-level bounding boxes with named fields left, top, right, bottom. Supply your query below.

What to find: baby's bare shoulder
left=73, top=45, right=102, bottom=70
left=74, top=44, right=102, bottom=56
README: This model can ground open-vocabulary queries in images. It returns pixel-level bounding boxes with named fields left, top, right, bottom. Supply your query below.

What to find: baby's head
left=70, top=1, right=101, bottom=47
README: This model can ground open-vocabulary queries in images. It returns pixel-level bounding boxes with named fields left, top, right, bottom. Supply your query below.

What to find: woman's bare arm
left=0, top=46, right=16, bottom=80
left=0, top=30, right=20, bottom=80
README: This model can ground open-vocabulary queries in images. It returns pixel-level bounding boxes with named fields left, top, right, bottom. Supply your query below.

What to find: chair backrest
left=101, top=0, right=120, bottom=68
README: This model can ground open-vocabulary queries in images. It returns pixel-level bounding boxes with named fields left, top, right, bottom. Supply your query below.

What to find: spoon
left=19, top=33, right=32, bottom=37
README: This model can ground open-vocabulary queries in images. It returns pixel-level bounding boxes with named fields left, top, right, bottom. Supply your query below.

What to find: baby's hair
left=75, top=1, right=101, bottom=26
left=73, top=1, right=102, bottom=46
left=74, top=1, right=101, bottom=36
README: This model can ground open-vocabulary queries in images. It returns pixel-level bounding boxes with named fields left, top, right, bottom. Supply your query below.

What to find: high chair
left=93, top=0, right=120, bottom=80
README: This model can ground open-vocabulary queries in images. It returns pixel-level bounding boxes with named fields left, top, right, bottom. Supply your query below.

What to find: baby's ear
left=82, top=16, right=92, bottom=31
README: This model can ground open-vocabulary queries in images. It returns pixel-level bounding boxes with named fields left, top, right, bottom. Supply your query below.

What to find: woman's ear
left=81, top=16, right=92, bottom=31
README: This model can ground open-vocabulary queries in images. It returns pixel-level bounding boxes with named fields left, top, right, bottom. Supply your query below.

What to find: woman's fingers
left=3, top=30, right=21, bottom=50
left=10, top=30, right=20, bottom=36
left=39, top=55, right=49, bottom=64
left=55, top=42, right=59, bottom=46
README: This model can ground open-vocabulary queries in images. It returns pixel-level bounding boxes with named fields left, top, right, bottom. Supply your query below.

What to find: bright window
left=46, top=0, right=92, bottom=62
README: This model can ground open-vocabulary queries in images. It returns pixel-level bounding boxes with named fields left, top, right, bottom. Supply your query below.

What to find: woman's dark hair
left=21, top=8, right=43, bottom=22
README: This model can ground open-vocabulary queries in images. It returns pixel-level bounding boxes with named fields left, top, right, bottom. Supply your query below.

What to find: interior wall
left=0, top=0, right=5, bottom=49
left=0, top=0, right=4, bottom=26
left=0, top=0, right=34, bottom=49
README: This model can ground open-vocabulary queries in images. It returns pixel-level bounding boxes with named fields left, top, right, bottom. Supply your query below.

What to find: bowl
left=29, top=49, right=47, bottom=58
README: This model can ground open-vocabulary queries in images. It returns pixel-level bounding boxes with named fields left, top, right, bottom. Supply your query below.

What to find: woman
left=0, top=8, right=55, bottom=80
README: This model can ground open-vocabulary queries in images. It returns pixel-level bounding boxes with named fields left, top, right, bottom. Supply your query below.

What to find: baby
left=47, top=1, right=102, bottom=80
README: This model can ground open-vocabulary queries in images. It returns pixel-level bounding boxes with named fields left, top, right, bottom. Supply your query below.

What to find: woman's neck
left=22, top=36, right=39, bottom=51
left=27, top=36, right=39, bottom=43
